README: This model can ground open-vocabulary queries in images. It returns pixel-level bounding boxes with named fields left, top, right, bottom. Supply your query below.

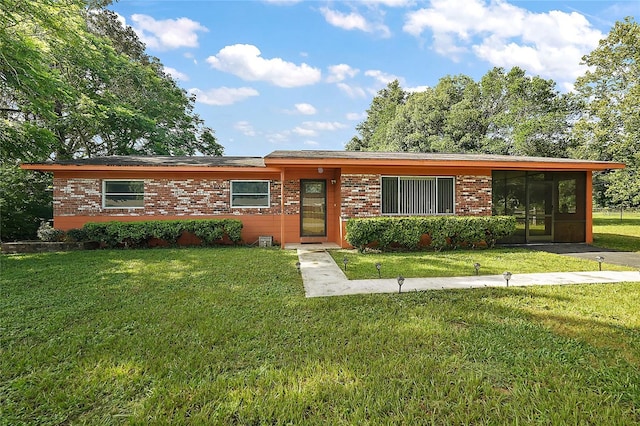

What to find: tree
left=346, top=80, right=406, bottom=151
left=0, top=0, right=223, bottom=240
left=1, top=0, right=222, bottom=163
left=349, top=67, right=575, bottom=158
left=573, top=17, right=640, bottom=207
left=0, top=165, right=52, bottom=241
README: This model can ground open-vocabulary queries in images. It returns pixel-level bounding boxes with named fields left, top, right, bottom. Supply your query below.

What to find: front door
left=527, top=177, right=554, bottom=242
left=300, top=180, right=326, bottom=237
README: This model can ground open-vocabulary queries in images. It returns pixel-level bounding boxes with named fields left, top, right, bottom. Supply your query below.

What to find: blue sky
left=110, top=0, right=640, bottom=156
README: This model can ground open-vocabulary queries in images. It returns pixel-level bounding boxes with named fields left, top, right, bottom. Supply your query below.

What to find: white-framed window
left=230, top=180, right=270, bottom=208
left=381, top=176, right=455, bottom=215
left=103, top=180, right=145, bottom=209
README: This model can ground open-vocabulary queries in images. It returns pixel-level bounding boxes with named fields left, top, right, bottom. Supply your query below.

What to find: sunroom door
left=527, top=177, right=554, bottom=242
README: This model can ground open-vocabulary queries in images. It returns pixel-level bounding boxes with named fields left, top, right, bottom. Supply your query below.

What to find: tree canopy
left=348, top=67, right=577, bottom=158
left=573, top=17, right=640, bottom=207
left=0, top=0, right=222, bottom=164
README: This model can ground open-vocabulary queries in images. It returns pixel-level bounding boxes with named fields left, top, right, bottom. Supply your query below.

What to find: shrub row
left=80, top=219, right=243, bottom=248
left=345, top=216, right=516, bottom=251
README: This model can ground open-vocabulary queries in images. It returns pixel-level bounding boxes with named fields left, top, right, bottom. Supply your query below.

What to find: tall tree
left=0, top=0, right=223, bottom=240
left=0, top=0, right=222, bottom=163
left=349, top=67, right=575, bottom=158
left=573, top=17, right=640, bottom=207
left=346, top=80, right=407, bottom=151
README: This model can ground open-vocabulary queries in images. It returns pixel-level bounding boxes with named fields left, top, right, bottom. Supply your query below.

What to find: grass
left=3, top=247, right=640, bottom=424
left=593, top=212, right=640, bottom=252
left=331, top=248, right=633, bottom=280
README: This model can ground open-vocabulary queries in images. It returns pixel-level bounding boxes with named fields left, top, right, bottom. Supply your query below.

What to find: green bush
left=83, top=219, right=243, bottom=248
left=345, top=216, right=516, bottom=252
left=64, top=228, right=88, bottom=242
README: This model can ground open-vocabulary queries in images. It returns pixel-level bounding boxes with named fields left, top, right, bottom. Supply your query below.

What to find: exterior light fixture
left=343, top=256, right=348, bottom=271
left=295, top=261, right=301, bottom=274
left=503, top=271, right=512, bottom=287
left=331, top=179, right=337, bottom=185
left=318, top=167, right=324, bottom=174
left=474, top=262, right=481, bottom=275
left=375, top=262, right=381, bottom=278
left=397, top=275, right=405, bottom=293
left=596, top=256, right=605, bottom=271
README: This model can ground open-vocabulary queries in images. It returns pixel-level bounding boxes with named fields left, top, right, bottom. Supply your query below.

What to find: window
left=231, top=180, right=270, bottom=208
left=103, top=180, right=144, bottom=208
left=558, top=179, right=577, bottom=214
left=381, top=176, right=454, bottom=215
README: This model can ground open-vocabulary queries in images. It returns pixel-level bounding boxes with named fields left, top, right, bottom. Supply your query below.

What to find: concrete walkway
left=297, top=249, right=640, bottom=298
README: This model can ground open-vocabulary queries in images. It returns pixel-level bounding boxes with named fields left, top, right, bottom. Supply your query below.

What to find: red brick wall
left=282, top=179, right=299, bottom=215
left=340, top=174, right=381, bottom=218
left=54, top=174, right=493, bottom=221
left=455, top=175, right=492, bottom=216
left=339, top=174, right=492, bottom=218
left=53, top=177, right=282, bottom=218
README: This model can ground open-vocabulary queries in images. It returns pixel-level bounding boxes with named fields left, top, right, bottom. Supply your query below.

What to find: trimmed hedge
left=345, top=216, right=516, bottom=251
left=82, top=219, right=243, bottom=248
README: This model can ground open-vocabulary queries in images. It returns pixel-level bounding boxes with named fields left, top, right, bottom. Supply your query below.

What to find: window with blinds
left=381, top=176, right=454, bottom=215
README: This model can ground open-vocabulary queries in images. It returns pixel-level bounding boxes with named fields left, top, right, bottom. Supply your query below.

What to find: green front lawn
left=593, top=212, right=640, bottom=252
left=331, top=248, right=632, bottom=280
left=2, top=247, right=640, bottom=424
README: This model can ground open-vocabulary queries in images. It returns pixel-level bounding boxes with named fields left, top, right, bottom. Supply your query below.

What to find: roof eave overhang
left=20, top=164, right=281, bottom=173
left=264, top=157, right=625, bottom=171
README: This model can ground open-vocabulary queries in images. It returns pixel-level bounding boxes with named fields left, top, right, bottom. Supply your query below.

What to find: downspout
left=585, top=170, right=593, bottom=244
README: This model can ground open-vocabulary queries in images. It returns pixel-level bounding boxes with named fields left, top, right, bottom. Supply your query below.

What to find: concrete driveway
left=520, top=243, right=640, bottom=268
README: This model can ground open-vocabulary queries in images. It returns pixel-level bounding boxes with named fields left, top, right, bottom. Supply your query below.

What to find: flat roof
left=265, top=150, right=614, bottom=165
left=32, top=156, right=265, bottom=167
left=21, top=150, right=624, bottom=172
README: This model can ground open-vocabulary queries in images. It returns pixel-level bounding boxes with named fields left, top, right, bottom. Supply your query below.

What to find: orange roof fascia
left=264, top=157, right=625, bottom=171
left=20, top=164, right=281, bottom=173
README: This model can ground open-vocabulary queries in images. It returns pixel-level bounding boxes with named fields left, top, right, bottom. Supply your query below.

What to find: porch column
left=585, top=171, right=593, bottom=244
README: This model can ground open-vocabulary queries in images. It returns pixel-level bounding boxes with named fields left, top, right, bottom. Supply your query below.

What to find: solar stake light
left=295, top=261, right=301, bottom=274
left=375, top=262, right=381, bottom=278
left=474, top=262, right=481, bottom=275
left=503, top=271, right=512, bottom=287
left=343, top=256, right=348, bottom=271
left=397, top=275, right=405, bottom=294
left=596, top=256, right=605, bottom=271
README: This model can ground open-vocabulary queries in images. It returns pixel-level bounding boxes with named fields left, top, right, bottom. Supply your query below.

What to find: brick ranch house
left=22, top=150, right=624, bottom=247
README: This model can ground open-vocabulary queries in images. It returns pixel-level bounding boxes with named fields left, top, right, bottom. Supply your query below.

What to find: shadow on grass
left=593, top=233, right=640, bottom=252
left=3, top=249, right=640, bottom=424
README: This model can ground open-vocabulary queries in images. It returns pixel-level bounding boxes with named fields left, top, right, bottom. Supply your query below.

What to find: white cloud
left=294, top=103, right=317, bottom=115
left=346, top=112, right=366, bottom=121
left=406, top=85, right=429, bottom=93
left=337, top=83, right=368, bottom=98
left=293, top=127, right=318, bottom=137
left=403, top=0, right=603, bottom=85
left=291, top=121, right=348, bottom=138
left=234, top=121, right=256, bottom=136
left=365, top=0, right=414, bottom=6
left=320, top=7, right=391, bottom=38
left=365, top=69, right=401, bottom=86
left=267, top=131, right=291, bottom=143
left=130, top=14, right=208, bottom=50
left=263, top=0, right=302, bottom=4
left=304, top=140, right=320, bottom=146
left=189, top=87, right=259, bottom=106
left=326, top=64, right=360, bottom=83
left=163, top=66, right=189, bottom=82
left=206, top=44, right=322, bottom=88
left=301, top=121, right=348, bottom=131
